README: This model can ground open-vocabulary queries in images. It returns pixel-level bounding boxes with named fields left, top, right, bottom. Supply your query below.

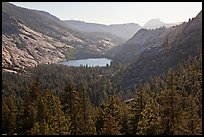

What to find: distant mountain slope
left=2, top=2, right=87, bottom=70
left=64, top=20, right=142, bottom=40
left=65, top=20, right=107, bottom=32
left=122, top=11, right=202, bottom=89
left=107, top=26, right=175, bottom=63
left=2, top=3, right=81, bottom=42
left=143, top=18, right=177, bottom=29
left=2, top=2, right=123, bottom=70
left=108, top=23, right=142, bottom=41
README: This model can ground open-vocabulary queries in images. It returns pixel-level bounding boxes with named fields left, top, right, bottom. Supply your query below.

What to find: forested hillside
left=2, top=3, right=202, bottom=135
left=2, top=53, right=202, bottom=135
left=109, top=11, right=202, bottom=89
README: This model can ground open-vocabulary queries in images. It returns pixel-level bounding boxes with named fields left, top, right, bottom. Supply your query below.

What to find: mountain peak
left=143, top=18, right=177, bottom=29
left=147, top=18, right=161, bottom=22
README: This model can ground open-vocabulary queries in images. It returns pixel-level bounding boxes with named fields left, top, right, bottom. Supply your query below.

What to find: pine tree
left=178, top=95, right=202, bottom=135
left=120, top=103, right=131, bottom=135
left=128, top=86, right=148, bottom=135
left=36, top=96, right=47, bottom=123
left=158, top=68, right=183, bottom=135
left=76, top=86, right=96, bottom=135
left=2, top=96, right=18, bottom=135
left=42, top=90, right=71, bottom=135
left=100, top=96, right=123, bottom=135
left=2, top=101, right=13, bottom=134
left=137, top=97, right=163, bottom=135
left=60, top=82, right=79, bottom=135
left=95, top=106, right=105, bottom=135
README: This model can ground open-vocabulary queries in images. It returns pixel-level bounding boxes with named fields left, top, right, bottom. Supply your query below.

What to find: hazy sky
left=11, top=2, right=202, bottom=26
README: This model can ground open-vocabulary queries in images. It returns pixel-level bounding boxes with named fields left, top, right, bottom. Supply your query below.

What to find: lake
left=59, top=58, right=112, bottom=67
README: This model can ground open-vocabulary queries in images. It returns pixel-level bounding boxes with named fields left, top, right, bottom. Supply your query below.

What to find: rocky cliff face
left=2, top=3, right=84, bottom=70
left=2, top=20, right=72, bottom=69
left=2, top=2, right=121, bottom=71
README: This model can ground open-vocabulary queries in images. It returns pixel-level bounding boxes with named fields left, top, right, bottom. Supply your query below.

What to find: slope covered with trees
left=2, top=53, right=202, bottom=135
left=2, top=3, right=202, bottom=135
left=112, top=11, right=202, bottom=90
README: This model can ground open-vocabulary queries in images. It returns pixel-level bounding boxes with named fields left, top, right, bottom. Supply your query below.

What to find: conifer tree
left=42, top=90, right=71, bottom=135
left=128, top=86, right=148, bottom=135
left=100, top=96, right=123, bottom=135
left=95, top=106, right=105, bottom=134
left=60, top=82, right=79, bottom=135
left=2, top=96, right=18, bottom=134
left=178, top=95, right=202, bottom=135
left=158, top=68, right=183, bottom=135
left=120, top=103, right=131, bottom=135
left=137, top=97, right=163, bottom=135
left=76, top=86, right=96, bottom=135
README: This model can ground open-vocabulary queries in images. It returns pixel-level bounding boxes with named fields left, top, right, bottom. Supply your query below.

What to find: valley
left=2, top=2, right=202, bottom=135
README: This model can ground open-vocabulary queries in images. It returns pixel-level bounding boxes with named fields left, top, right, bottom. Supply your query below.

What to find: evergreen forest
left=2, top=54, right=202, bottom=135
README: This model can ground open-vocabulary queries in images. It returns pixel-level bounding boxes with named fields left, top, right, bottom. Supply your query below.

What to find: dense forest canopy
left=2, top=54, right=202, bottom=135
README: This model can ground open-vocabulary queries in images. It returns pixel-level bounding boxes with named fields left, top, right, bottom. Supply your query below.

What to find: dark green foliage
left=3, top=63, right=127, bottom=105
left=2, top=54, right=202, bottom=135
left=137, top=97, right=163, bottom=135
left=128, top=86, right=148, bottom=135
left=99, top=96, right=123, bottom=135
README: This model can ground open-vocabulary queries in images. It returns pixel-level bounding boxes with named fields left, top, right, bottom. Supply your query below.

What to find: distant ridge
left=64, top=20, right=142, bottom=40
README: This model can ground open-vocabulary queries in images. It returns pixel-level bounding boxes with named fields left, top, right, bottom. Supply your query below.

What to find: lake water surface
left=59, top=58, right=112, bottom=67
